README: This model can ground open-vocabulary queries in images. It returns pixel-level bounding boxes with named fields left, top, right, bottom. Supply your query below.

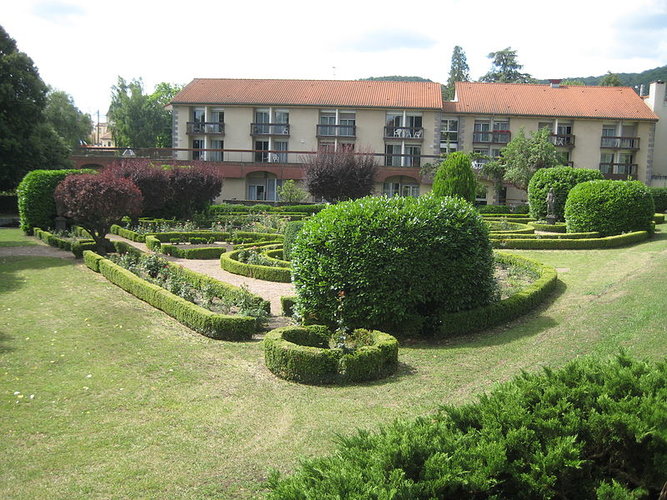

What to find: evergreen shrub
left=17, top=169, right=93, bottom=234
left=432, top=152, right=477, bottom=202
left=267, top=353, right=667, bottom=499
left=477, top=204, right=512, bottom=214
left=564, top=180, right=655, bottom=236
left=291, top=196, right=497, bottom=335
left=528, top=166, right=603, bottom=221
left=650, top=187, right=667, bottom=212
left=282, top=220, right=305, bottom=260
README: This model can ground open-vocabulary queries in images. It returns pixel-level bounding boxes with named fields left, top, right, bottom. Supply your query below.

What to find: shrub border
left=263, top=325, right=399, bottom=385
left=528, top=221, right=567, bottom=233
left=33, top=227, right=96, bottom=258
left=221, top=246, right=292, bottom=282
left=83, top=250, right=257, bottom=340
left=435, top=251, right=558, bottom=338
left=491, top=230, right=650, bottom=249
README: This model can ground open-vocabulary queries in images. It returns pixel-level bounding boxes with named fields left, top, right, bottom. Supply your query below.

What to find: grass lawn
left=0, top=228, right=37, bottom=247
left=1, top=227, right=666, bottom=498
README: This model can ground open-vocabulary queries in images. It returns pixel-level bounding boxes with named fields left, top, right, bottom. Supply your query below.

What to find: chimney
left=549, top=79, right=562, bottom=88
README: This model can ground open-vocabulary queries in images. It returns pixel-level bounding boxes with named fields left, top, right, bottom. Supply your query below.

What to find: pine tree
left=444, top=46, right=470, bottom=100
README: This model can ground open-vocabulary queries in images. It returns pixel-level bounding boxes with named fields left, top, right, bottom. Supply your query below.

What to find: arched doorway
left=246, top=171, right=281, bottom=201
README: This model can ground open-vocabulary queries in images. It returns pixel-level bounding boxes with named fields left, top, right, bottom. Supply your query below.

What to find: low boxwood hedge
left=281, top=296, right=297, bottom=316
left=33, top=227, right=97, bottom=258
left=221, top=248, right=292, bottom=282
left=263, top=325, right=399, bottom=385
left=650, top=186, right=667, bottom=212
left=486, top=220, right=535, bottom=235
left=83, top=251, right=257, bottom=340
left=655, top=213, right=665, bottom=224
left=110, top=224, right=146, bottom=242
left=491, top=230, right=649, bottom=249
left=528, top=221, right=567, bottom=233
left=435, top=252, right=557, bottom=338
left=490, top=231, right=600, bottom=240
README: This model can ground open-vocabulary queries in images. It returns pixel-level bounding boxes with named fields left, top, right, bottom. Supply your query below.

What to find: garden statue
left=546, top=187, right=557, bottom=224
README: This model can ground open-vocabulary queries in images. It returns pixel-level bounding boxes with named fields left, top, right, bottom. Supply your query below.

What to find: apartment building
left=169, top=79, right=443, bottom=202
left=441, top=81, right=660, bottom=204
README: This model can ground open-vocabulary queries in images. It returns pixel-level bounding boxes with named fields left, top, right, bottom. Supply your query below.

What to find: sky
left=2, top=0, right=666, bottom=122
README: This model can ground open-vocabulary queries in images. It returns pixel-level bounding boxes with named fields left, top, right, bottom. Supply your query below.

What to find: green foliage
left=492, top=231, right=649, bottom=249
left=263, top=326, right=399, bottom=385
left=277, top=180, right=308, bottom=203
left=565, top=180, right=655, bottom=236
left=600, top=71, right=622, bottom=87
left=44, top=88, right=93, bottom=151
left=17, top=169, right=92, bottom=234
left=0, top=26, right=71, bottom=190
left=486, top=220, right=534, bottom=234
left=33, top=227, right=96, bottom=258
left=221, top=248, right=292, bottom=283
left=443, top=45, right=470, bottom=100
left=477, top=204, right=512, bottom=214
left=291, top=196, right=497, bottom=336
left=528, top=221, right=567, bottom=232
left=480, top=46, right=534, bottom=83
left=431, top=152, right=477, bottom=202
left=304, top=149, right=378, bottom=202
left=650, top=187, right=667, bottom=212
left=282, top=220, right=305, bottom=260
left=528, top=166, right=604, bottom=221
left=267, top=353, right=667, bottom=498
left=487, top=127, right=561, bottom=191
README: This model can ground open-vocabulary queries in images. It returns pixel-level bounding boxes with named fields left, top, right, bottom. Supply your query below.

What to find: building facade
left=169, top=78, right=664, bottom=204
left=169, top=79, right=443, bottom=202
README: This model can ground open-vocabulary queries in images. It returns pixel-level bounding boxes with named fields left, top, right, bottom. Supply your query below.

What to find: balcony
left=186, top=122, right=225, bottom=135
left=472, top=130, right=511, bottom=144
left=550, top=134, right=575, bottom=147
left=600, top=136, right=640, bottom=150
left=599, top=163, right=637, bottom=180
left=316, top=124, right=357, bottom=138
left=384, top=126, right=424, bottom=140
left=250, top=123, right=290, bottom=136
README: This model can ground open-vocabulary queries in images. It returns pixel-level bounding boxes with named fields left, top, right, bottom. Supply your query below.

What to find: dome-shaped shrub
left=432, top=152, right=477, bottom=203
left=290, top=196, right=497, bottom=335
left=528, top=167, right=603, bottom=221
left=564, top=180, right=655, bottom=236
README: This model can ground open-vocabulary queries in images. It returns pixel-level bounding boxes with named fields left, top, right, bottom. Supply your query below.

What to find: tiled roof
left=171, top=78, right=443, bottom=110
left=445, top=82, right=658, bottom=121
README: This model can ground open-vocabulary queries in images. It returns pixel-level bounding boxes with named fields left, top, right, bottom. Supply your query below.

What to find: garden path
left=107, top=235, right=295, bottom=315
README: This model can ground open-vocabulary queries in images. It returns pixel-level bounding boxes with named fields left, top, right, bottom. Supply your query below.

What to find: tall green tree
left=480, top=47, right=533, bottom=83
left=107, top=77, right=181, bottom=148
left=44, top=88, right=93, bottom=151
left=0, top=25, right=70, bottom=191
left=483, top=127, right=560, bottom=191
left=600, top=71, right=622, bottom=87
left=432, top=152, right=477, bottom=203
left=444, top=45, right=470, bottom=100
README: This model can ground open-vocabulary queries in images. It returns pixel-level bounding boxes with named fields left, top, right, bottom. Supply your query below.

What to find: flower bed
left=263, top=325, right=399, bottom=385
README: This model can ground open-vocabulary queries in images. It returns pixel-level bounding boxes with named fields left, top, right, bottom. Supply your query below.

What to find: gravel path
left=107, top=235, right=295, bottom=315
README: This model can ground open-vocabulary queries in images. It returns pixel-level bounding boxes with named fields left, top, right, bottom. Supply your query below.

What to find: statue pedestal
left=545, top=215, right=557, bottom=225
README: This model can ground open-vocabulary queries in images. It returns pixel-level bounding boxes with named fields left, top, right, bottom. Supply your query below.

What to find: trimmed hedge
left=267, top=353, right=667, bottom=498
left=477, top=204, right=511, bottom=214
left=528, top=166, right=604, bottom=221
left=17, top=169, right=94, bottom=234
left=650, top=186, right=667, bottom=212
left=528, top=221, right=567, bottom=233
left=655, top=213, right=665, bottom=224
left=564, top=180, right=655, bottom=236
left=492, top=231, right=649, bottom=249
left=282, top=220, right=305, bottom=261
left=489, top=231, right=600, bottom=240
left=263, top=325, right=399, bottom=385
left=33, top=227, right=96, bottom=258
left=486, top=220, right=535, bottom=234
left=221, top=248, right=292, bottom=282
left=281, top=296, right=297, bottom=316
left=292, top=196, right=497, bottom=336
left=160, top=244, right=226, bottom=259
left=83, top=251, right=256, bottom=340
left=435, top=252, right=558, bottom=337
left=110, top=224, right=146, bottom=242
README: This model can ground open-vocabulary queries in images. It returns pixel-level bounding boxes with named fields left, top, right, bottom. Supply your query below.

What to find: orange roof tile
left=171, top=78, right=443, bottom=110
left=447, top=82, right=658, bottom=121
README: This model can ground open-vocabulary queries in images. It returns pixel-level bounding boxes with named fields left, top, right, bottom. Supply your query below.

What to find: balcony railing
left=600, top=136, right=640, bottom=150
left=472, top=130, right=511, bottom=144
left=384, top=126, right=424, bottom=140
left=250, top=123, right=290, bottom=136
left=186, top=122, right=225, bottom=135
left=316, top=124, right=357, bottom=138
left=550, top=134, right=575, bottom=147
left=599, top=163, right=637, bottom=180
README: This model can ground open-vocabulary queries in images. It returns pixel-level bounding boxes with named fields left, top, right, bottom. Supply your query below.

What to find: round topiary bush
left=528, top=166, right=604, bottom=221
left=291, top=196, right=497, bottom=335
left=263, top=325, right=399, bottom=385
left=564, top=180, right=655, bottom=237
left=432, top=152, right=477, bottom=203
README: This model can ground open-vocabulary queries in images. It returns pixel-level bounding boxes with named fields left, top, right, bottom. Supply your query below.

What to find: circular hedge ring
left=264, top=325, right=399, bottom=385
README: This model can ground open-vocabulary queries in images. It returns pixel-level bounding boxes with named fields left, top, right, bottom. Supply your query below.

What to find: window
left=319, top=113, right=336, bottom=136
left=385, top=144, right=402, bottom=167
left=273, top=140, right=288, bottom=163
left=473, top=120, right=491, bottom=142
left=209, top=139, right=223, bottom=162
left=383, top=177, right=419, bottom=197
left=192, top=108, right=205, bottom=123
left=440, top=118, right=458, bottom=154
left=474, top=119, right=509, bottom=143
left=192, top=139, right=204, bottom=160
left=254, top=110, right=270, bottom=135
left=405, top=145, right=421, bottom=167
left=339, top=112, right=356, bottom=137
left=247, top=173, right=281, bottom=201
left=493, top=120, right=510, bottom=143
left=255, top=140, right=269, bottom=162
left=538, top=121, right=554, bottom=132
